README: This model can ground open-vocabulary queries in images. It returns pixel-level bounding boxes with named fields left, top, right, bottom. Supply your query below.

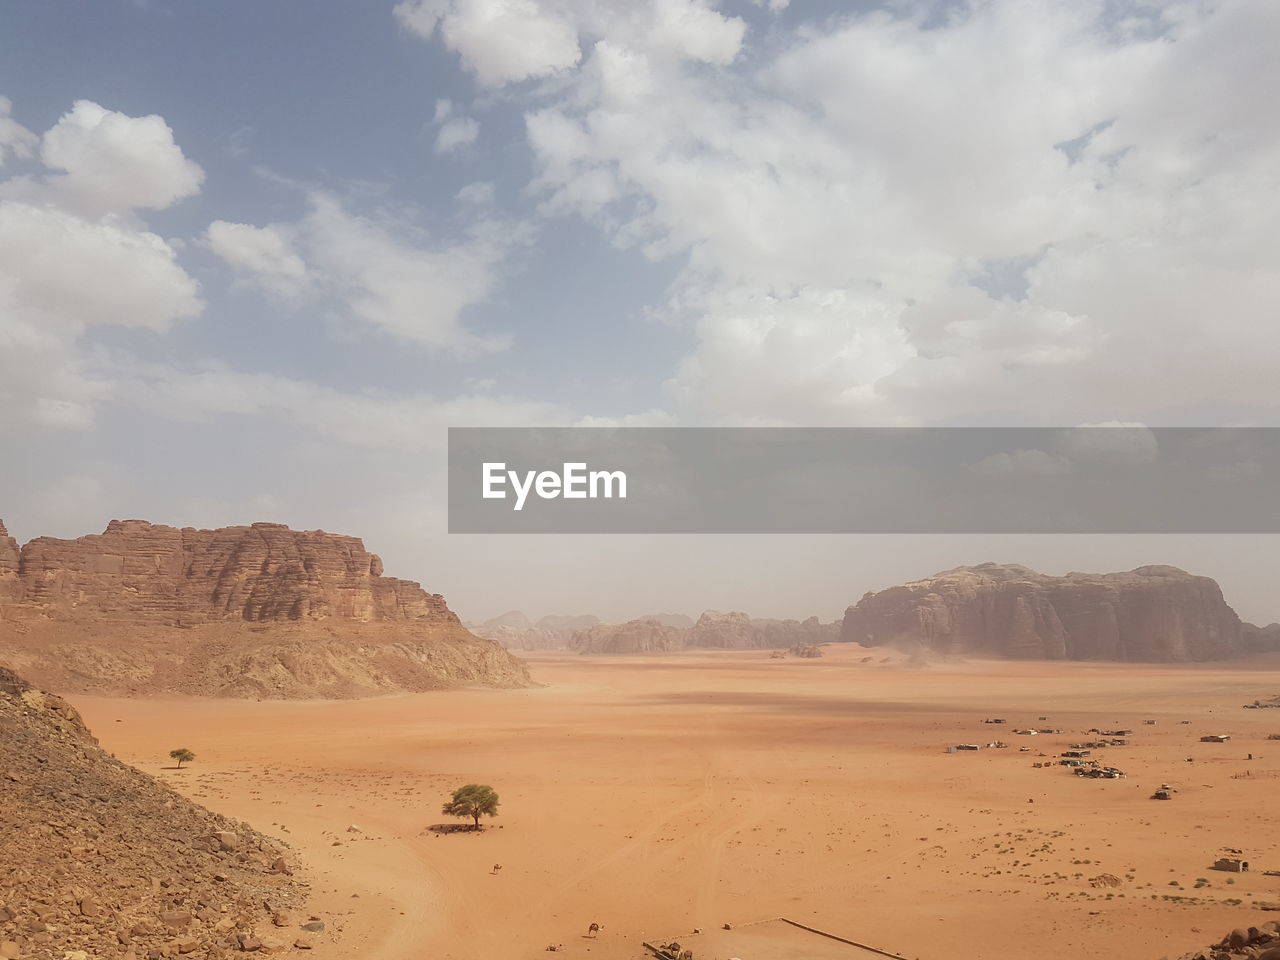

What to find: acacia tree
left=442, top=784, right=499, bottom=829
left=169, top=748, right=195, bottom=769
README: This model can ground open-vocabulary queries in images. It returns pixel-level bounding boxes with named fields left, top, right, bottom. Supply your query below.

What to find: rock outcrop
left=572, top=612, right=838, bottom=655
left=0, top=667, right=306, bottom=959
left=0, top=519, right=530, bottom=697
left=841, top=562, right=1279, bottom=662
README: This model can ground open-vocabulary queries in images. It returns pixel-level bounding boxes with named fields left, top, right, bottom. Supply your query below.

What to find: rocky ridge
left=0, top=520, right=530, bottom=697
left=0, top=667, right=307, bottom=959
left=571, top=611, right=838, bottom=655
left=841, top=563, right=1279, bottom=662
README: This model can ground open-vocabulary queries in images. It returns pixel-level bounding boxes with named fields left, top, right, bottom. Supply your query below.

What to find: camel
left=491, top=863, right=503, bottom=874
left=679, top=951, right=694, bottom=960
left=587, top=922, right=602, bottom=937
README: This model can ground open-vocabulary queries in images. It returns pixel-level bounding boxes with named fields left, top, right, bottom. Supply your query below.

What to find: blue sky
left=2, top=1, right=1279, bottom=623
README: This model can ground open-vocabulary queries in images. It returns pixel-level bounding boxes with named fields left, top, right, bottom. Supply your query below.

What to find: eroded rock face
left=840, top=562, right=1273, bottom=661
left=0, top=519, right=531, bottom=696
left=0, top=667, right=306, bottom=959
left=0, top=521, right=19, bottom=603
left=8, top=519, right=453, bottom=625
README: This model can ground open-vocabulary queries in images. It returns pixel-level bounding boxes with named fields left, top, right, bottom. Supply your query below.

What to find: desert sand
left=71, top=647, right=1280, bottom=960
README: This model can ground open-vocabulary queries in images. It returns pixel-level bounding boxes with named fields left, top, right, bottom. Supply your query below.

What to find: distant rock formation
left=840, top=562, right=1279, bottom=662
left=0, top=519, right=530, bottom=696
left=636, top=612, right=695, bottom=629
left=479, top=610, right=534, bottom=632
left=1243, top=622, right=1280, bottom=654
left=0, top=667, right=306, bottom=958
left=470, top=612, right=601, bottom=651
left=572, top=619, right=686, bottom=654
left=572, top=612, right=838, bottom=654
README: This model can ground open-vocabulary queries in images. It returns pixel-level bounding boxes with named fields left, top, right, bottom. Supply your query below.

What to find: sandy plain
left=72, top=646, right=1280, bottom=960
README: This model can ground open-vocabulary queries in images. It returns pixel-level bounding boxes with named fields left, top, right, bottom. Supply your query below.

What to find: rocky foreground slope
left=572, top=610, right=838, bottom=654
left=841, top=562, right=1279, bottom=661
left=0, top=668, right=307, bottom=959
left=0, top=519, right=529, bottom=697
left=1169, top=922, right=1280, bottom=960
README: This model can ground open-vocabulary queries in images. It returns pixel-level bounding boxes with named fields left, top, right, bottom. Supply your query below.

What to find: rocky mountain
left=571, top=612, right=838, bottom=654
left=840, top=562, right=1279, bottom=662
left=0, top=519, right=530, bottom=697
left=0, top=667, right=308, bottom=959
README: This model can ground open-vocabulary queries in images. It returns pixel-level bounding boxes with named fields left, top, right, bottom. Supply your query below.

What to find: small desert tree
left=442, top=784, right=499, bottom=829
left=169, top=748, right=195, bottom=769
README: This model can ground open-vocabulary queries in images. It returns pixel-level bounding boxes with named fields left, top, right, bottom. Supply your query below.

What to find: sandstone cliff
left=0, top=519, right=530, bottom=697
left=0, top=667, right=307, bottom=959
left=8, top=519, right=452, bottom=624
left=840, top=562, right=1277, bottom=662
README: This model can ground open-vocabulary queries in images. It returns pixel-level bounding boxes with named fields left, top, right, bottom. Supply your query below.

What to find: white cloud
left=397, top=0, right=582, bottom=86
left=0, top=95, right=37, bottom=166
left=436, top=115, right=480, bottom=152
left=6, top=100, right=205, bottom=217
left=0, top=202, right=201, bottom=331
left=463, top=0, right=1280, bottom=425
left=0, top=99, right=204, bottom=432
left=206, top=220, right=309, bottom=297
left=298, top=193, right=521, bottom=353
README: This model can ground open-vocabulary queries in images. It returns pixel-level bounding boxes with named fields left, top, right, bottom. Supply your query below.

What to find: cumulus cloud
left=3, top=100, right=205, bottom=217
left=434, top=0, right=1280, bottom=426
left=396, top=0, right=745, bottom=87
left=397, top=0, right=581, bottom=86
left=0, top=99, right=203, bottom=431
